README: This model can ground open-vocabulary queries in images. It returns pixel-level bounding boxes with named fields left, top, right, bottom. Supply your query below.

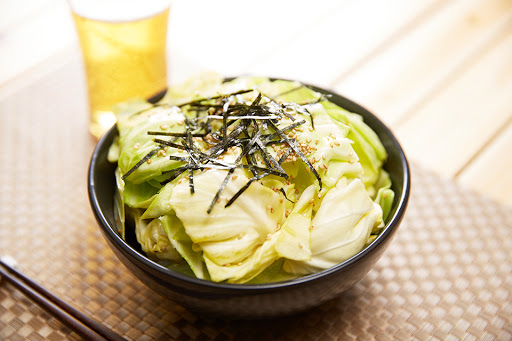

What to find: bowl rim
left=88, top=81, right=410, bottom=291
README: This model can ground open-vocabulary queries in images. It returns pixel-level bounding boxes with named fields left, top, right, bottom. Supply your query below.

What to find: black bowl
left=88, top=83, right=410, bottom=319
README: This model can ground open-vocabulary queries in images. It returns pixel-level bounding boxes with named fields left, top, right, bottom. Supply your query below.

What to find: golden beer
left=70, top=0, right=170, bottom=138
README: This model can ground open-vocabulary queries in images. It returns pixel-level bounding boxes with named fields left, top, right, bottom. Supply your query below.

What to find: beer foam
left=69, top=0, right=170, bottom=23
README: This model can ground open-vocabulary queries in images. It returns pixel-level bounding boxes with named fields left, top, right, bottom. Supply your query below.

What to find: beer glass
left=70, top=0, right=171, bottom=138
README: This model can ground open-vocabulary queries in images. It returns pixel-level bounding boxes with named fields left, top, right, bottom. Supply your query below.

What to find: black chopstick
left=0, top=258, right=126, bottom=341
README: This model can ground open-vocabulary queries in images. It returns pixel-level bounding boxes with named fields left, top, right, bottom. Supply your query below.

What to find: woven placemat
left=0, top=60, right=511, bottom=341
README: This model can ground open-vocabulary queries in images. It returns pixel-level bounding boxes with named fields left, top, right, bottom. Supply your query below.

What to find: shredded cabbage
left=110, top=75, right=394, bottom=283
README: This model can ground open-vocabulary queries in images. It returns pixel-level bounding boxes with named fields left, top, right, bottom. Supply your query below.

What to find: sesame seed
left=317, top=193, right=321, bottom=199
left=232, top=175, right=238, bottom=180
left=147, top=159, right=152, bottom=164
left=270, top=207, right=274, bottom=213
left=237, top=262, right=243, bottom=266
left=238, top=233, right=244, bottom=240
left=309, top=225, right=314, bottom=231
left=322, top=154, right=326, bottom=160
left=266, top=234, right=272, bottom=241
left=298, top=242, right=303, bottom=249
left=306, top=137, right=312, bottom=143
left=315, top=139, right=319, bottom=145
left=133, top=143, right=140, bottom=149
left=308, top=127, right=313, bottom=132
left=280, top=198, right=284, bottom=203
left=334, top=140, right=340, bottom=146
left=276, top=223, right=281, bottom=231
left=160, top=123, right=168, bottom=130
left=330, top=142, right=334, bottom=148
left=285, top=210, right=291, bottom=218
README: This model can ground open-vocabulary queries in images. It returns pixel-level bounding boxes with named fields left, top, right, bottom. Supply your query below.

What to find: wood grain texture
left=333, top=0, right=512, bottom=125
left=394, top=30, right=512, bottom=178
left=458, top=117, right=512, bottom=207
left=246, top=0, right=447, bottom=85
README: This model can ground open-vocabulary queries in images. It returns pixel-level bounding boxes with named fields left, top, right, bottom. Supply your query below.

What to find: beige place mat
left=0, top=60, right=511, bottom=341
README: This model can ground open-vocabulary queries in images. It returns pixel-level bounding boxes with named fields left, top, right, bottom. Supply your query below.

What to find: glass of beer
left=69, top=0, right=171, bottom=139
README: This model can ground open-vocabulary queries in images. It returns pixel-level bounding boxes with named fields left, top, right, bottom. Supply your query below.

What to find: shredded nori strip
left=195, top=114, right=281, bottom=120
left=261, top=120, right=306, bottom=143
left=279, top=188, right=295, bottom=203
left=161, top=164, right=197, bottom=175
left=122, top=147, right=160, bottom=180
left=305, top=107, right=315, bottom=130
left=160, top=167, right=187, bottom=185
left=278, top=147, right=294, bottom=165
left=188, top=167, right=194, bottom=194
left=169, top=155, right=189, bottom=162
left=148, top=131, right=206, bottom=137
left=207, top=168, right=235, bottom=214
left=239, top=164, right=287, bottom=178
left=224, top=172, right=268, bottom=209
left=153, top=138, right=187, bottom=150
left=254, top=138, right=286, bottom=176
left=267, top=120, right=322, bottom=190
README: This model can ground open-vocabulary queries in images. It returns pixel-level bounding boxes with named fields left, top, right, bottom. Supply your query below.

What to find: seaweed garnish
left=126, top=84, right=324, bottom=213
left=153, top=138, right=187, bottom=150
left=279, top=188, right=295, bottom=203
left=121, top=147, right=159, bottom=180
left=225, top=172, right=268, bottom=209
left=207, top=168, right=235, bottom=214
left=267, top=120, right=322, bottom=191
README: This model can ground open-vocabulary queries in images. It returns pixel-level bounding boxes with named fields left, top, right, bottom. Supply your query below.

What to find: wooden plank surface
left=332, top=0, right=512, bottom=125
left=246, top=0, right=448, bottom=85
left=395, top=31, right=512, bottom=177
left=458, top=118, right=512, bottom=207
left=1, top=0, right=511, bottom=208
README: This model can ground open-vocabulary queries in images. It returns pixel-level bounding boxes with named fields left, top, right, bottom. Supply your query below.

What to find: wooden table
left=2, top=0, right=510, bottom=208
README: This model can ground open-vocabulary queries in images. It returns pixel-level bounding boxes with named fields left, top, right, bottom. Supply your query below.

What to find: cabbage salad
left=108, top=75, right=394, bottom=284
